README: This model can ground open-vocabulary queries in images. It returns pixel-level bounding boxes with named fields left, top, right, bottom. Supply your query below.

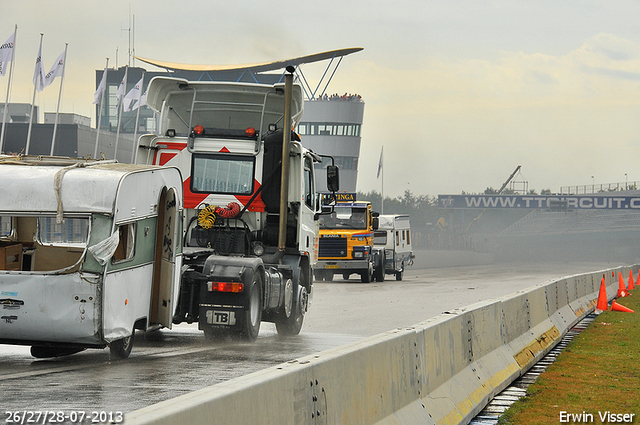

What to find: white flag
left=115, top=68, right=127, bottom=110
left=93, top=68, right=107, bottom=104
left=32, top=39, right=45, bottom=92
left=43, top=49, right=65, bottom=89
left=123, top=76, right=143, bottom=112
left=376, top=146, right=383, bottom=178
left=0, top=32, right=15, bottom=76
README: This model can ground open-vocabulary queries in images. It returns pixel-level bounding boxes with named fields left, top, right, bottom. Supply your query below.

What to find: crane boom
left=498, top=165, right=521, bottom=194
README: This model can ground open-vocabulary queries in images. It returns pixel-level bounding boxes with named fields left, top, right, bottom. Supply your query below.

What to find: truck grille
left=319, top=237, right=348, bottom=257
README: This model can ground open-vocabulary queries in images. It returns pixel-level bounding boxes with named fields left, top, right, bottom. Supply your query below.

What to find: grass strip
left=499, top=290, right=639, bottom=425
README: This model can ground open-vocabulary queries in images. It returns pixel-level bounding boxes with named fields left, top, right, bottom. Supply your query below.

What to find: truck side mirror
left=372, top=217, right=379, bottom=231
left=326, top=165, right=339, bottom=193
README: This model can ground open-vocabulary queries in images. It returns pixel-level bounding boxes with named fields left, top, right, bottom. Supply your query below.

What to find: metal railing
left=560, top=181, right=639, bottom=194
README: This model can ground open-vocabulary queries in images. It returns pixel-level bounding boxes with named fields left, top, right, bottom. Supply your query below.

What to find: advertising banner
left=438, top=194, right=640, bottom=210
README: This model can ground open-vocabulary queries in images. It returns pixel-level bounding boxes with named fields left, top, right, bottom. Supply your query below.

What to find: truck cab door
left=150, top=186, right=180, bottom=329
left=301, top=155, right=318, bottom=263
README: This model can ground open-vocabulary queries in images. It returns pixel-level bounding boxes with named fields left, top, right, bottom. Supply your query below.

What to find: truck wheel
left=239, top=274, right=262, bottom=341
left=360, top=263, right=373, bottom=283
left=110, top=333, right=134, bottom=359
left=395, top=268, right=404, bottom=281
left=342, top=273, right=350, bottom=280
left=374, top=264, right=385, bottom=282
left=275, top=268, right=308, bottom=336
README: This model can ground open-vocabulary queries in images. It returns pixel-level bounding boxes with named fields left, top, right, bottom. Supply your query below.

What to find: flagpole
left=0, top=25, right=17, bottom=154
left=381, top=152, right=384, bottom=215
left=26, top=33, right=44, bottom=155
left=50, top=43, right=68, bottom=156
left=94, top=58, right=108, bottom=159
left=130, top=72, right=144, bottom=163
left=378, top=145, right=384, bottom=214
left=114, top=66, right=127, bottom=160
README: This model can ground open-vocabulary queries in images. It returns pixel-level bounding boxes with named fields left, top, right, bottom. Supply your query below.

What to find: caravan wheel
left=110, top=333, right=134, bottom=359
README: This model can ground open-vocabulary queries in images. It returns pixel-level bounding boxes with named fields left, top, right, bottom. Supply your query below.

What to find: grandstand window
left=298, top=122, right=361, bottom=137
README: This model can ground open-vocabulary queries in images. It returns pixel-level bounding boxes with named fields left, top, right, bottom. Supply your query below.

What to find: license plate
left=206, top=310, right=236, bottom=325
left=325, top=265, right=340, bottom=269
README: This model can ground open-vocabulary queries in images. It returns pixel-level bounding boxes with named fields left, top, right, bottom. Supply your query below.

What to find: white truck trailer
left=373, top=214, right=414, bottom=281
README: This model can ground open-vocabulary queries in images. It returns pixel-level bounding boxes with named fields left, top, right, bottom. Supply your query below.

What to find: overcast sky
left=4, top=0, right=640, bottom=197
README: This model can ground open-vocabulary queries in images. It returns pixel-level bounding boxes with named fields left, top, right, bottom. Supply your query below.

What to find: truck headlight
left=353, top=251, right=364, bottom=258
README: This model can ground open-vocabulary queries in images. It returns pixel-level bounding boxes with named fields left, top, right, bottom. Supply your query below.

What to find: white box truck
left=373, top=214, right=414, bottom=281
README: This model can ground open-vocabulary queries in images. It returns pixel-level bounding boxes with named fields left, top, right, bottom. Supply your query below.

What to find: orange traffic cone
left=618, top=272, right=627, bottom=298
left=611, top=300, right=634, bottom=313
left=596, top=277, right=608, bottom=312
left=629, top=270, right=636, bottom=291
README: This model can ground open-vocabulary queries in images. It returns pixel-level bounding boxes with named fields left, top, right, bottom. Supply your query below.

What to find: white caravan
left=373, top=214, right=414, bottom=280
left=0, top=157, right=183, bottom=358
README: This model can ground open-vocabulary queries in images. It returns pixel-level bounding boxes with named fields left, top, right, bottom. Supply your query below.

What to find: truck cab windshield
left=191, top=154, right=254, bottom=195
left=320, top=206, right=367, bottom=230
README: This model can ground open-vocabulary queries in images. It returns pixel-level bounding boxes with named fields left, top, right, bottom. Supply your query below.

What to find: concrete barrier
left=125, top=265, right=636, bottom=425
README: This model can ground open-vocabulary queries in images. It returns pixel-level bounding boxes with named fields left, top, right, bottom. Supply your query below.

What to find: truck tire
left=395, top=266, right=404, bottom=281
left=342, top=273, right=350, bottom=280
left=360, top=262, right=373, bottom=283
left=275, top=267, right=308, bottom=336
left=374, top=265, right=385, bottom=282
left=238, top=274, right=262, bottom=341
left=110, top=333, right=134, bottom=359
left=374, top=252, right=385, bottom=282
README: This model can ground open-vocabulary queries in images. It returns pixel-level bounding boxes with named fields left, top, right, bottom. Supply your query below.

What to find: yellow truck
left=314, top=195, right=380, bottom=283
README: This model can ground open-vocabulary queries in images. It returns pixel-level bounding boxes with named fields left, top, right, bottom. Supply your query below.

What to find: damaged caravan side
left=0, top=157, right=183, bottom=358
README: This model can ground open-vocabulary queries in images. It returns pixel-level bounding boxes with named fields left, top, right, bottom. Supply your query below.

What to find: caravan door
left=150, top=187, right=180, bottom=328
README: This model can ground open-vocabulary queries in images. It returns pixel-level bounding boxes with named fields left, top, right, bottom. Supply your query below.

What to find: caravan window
left=113, top=223, right=136, bottom=263
left=37, top=217, right=89, bottom=246
left=374, top=231, right=387, bottom=246
left=191, top=154, right=254, bottom=195
left=1, top=216, right=13, bottom=237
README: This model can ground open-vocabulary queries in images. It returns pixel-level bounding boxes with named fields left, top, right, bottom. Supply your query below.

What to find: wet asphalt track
left=0, top=261, right=619, bottom=418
